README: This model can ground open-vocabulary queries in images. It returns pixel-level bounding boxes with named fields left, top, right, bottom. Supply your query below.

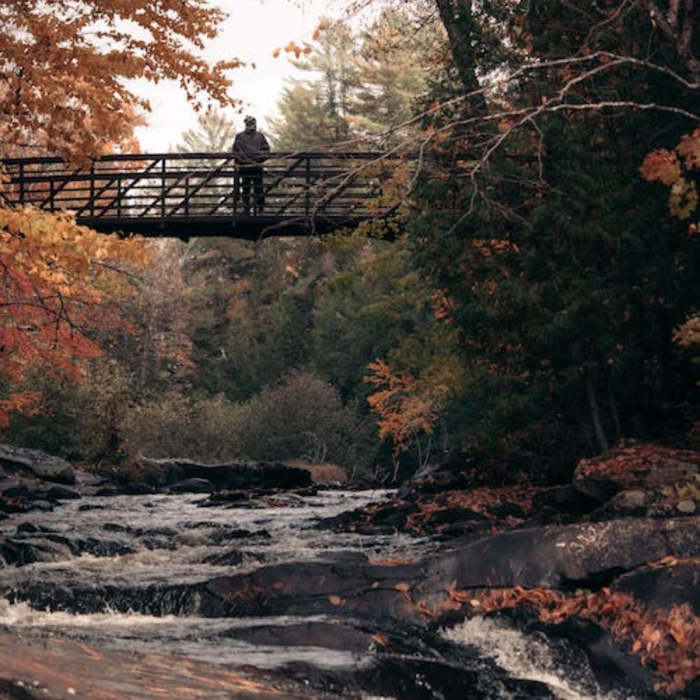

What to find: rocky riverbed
left=0, top=442, right=697, bottom=699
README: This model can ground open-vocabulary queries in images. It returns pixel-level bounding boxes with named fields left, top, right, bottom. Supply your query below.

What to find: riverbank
left=0, top=442, right=697, bottom=698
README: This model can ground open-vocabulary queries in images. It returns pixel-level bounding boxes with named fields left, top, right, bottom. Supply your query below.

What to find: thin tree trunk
left=586, top=368, right=609, bottom=454
left=607, top=377, right=622, bottom=442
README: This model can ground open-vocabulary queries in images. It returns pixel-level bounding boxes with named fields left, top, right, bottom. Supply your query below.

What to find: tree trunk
left=585, top=368, right=609, bottom=454
left=433, top=0, right=485, bottom=104
left=607, top=376, right=623, bottom=442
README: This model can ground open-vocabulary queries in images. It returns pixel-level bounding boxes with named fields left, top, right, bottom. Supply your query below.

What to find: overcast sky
left=132, top=0, right=329, bottom=153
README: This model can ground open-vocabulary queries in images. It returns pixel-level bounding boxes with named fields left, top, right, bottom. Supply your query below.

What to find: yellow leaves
left=677, top=128, right=700, bottom=170
left=641, top=129, right=699, bottom=226
left=673, top=314, right=700, bottom=353
left=669, top=178, right=698, bottom=221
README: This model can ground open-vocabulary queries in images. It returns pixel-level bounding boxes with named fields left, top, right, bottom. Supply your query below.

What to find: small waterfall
left=442, top=616, right=638, bottom=700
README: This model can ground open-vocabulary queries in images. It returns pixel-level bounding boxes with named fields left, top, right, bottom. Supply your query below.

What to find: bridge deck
left=0, top=152, right=398, bottom=239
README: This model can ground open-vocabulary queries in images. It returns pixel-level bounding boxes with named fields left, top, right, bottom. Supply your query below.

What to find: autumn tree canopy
left=0, top=0, right=241, bottom=429
left=0, top=0, right=240, bottom=160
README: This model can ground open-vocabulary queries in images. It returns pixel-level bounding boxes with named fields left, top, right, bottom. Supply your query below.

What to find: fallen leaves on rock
left=430, top=563, right=699, bottom=695
left=577, top=444, right=699, bottom=484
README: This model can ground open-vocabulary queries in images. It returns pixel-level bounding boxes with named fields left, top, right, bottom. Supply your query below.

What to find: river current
left=0, top=490, right=637, bottom=699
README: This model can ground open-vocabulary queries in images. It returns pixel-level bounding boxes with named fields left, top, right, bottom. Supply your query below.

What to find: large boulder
left=422, top=516, right=700, bottom=593
left=0, top=444, right=75, bottom=485
left=612, top=560, right=700, bottom=613
left=195, top=517, right=700, bottom=623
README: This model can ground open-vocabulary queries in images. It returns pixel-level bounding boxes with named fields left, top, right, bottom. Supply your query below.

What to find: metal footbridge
left=1, top=152, right=400, bottom=239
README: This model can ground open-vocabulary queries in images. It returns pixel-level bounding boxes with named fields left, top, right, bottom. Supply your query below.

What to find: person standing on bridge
left=232, top=115, right=270, bottom=215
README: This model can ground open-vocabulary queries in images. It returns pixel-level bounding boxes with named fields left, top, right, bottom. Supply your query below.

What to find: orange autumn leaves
left=0, top=0, right=240, bottom=428
left=364, top=358, right=449, bottom=456
left=0, top=206, right=147, bottom=427
left=272, top=19, right=331, bottom=59
left=640, top=128, right=699, bottom=227
left=0, top=0, right=239, bottom=161
left=443, top=574, right=700, bottom=695
left=641, top=130, right=700, bottom=361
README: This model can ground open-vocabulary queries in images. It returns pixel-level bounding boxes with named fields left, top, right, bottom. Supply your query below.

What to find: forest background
left=1, top=0, right=698, bottom=485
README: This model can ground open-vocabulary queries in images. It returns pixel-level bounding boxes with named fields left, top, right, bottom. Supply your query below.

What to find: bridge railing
left=0, top=152, right=398, bottom=228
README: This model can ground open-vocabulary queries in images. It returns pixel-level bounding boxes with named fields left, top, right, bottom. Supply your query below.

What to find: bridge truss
left=0, top=152, right=400, bottom=239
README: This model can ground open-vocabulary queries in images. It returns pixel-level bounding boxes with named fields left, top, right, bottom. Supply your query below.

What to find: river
left=0, top=490, right=640, bottom=699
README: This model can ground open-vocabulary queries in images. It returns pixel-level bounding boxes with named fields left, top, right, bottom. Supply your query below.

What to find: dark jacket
left=232, top=130, right=270, bottom=168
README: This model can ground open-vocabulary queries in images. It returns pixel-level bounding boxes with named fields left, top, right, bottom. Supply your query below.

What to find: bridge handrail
left=1, top=151, right=401, bottom=167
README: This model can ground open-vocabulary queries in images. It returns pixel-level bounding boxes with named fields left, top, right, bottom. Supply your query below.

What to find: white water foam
left=0, top=596, right=190, bottom=628
left=0, top=490, right=428, bottom=676
left=442, top=616, right=638, bottom=700
left=0, top=597, right=367, bottom=669
left=0, top=490, right=431, bottom=588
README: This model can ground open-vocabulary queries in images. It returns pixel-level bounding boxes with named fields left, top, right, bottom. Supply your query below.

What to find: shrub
left=230, top=369, right=371, bottom=466
left=117, top=369, right=376, bottom=470
left=4, top=360, right=135, bottom=464
left=118, top=392, right=240, bottom=462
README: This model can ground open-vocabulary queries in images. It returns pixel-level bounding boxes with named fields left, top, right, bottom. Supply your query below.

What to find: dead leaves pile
left=406, top=485, right=535, bottom=533
left=577, top=443, right=699, bottom=484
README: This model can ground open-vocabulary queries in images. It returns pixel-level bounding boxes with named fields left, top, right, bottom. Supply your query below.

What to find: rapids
left=0, top=490, right=644, bottom=698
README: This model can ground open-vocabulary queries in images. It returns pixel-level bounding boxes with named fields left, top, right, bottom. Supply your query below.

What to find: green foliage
left=4, top=372, right=81, bottom=458
left=119, top=391, right=237, bottom=462
left=183, top=237, right=318, bottom=401
left=404, top=3, right=700, bottom=471
left=269, top=20, right=357, bottom=150
left=172, top=108, right=238, bottom=213
left=226, top=369, right=374, bottom=466
left=118, top=370, right=374, bottom=469
left=106, top=239, right=194, bottom=393
left=175, top=108, right=237, bottom=153
left=309, top=236, right=421, bottom=401
left=270, top=7, right=444, bottom=150
left=7, top=360, right=135, bottom=463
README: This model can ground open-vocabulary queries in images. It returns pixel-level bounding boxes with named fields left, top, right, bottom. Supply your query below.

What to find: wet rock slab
left=0, top=631, right=308, bottom=699
left=0, top=524, right=135, bottom=567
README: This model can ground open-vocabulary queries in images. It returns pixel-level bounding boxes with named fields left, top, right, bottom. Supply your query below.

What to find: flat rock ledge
left=136, top=456, right=312, bottom=491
